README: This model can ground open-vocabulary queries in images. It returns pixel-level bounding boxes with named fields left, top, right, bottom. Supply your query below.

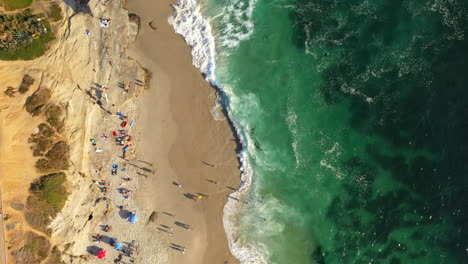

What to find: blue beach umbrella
left=128, top=213, right=139, bottom=223
left=114, top=243, right=123, bottom=250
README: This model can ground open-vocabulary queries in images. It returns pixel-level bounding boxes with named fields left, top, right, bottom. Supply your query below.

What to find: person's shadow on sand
left=86, top=245, right=101, bottom=256
left=119, top=209, right=130, bottom=219
left=101, top=235, right=114, bottom=245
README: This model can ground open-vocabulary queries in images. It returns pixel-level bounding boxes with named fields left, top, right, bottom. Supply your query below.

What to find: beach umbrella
left=114, top=243, right=123, bottom=250
left=129, top=213, right=139, bottom=223
left=97, top=249, right=106, bottom=259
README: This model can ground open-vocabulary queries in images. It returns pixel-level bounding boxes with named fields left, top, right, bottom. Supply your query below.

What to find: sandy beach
left=126, top=0, right=241, bottom=263
left=0, top=0, right=240, bottom=263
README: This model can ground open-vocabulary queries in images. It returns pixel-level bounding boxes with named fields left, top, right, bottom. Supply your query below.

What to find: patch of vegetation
left=35, top=141, right=70, bottom=172
left=25, top=195, right=55, bottom=234
left=45, top=104, right=64, bottom=131
left=49, top=4, right=62, bottom=22
left=25, top=88, right=51, bottom=116
left=14, top=232, right=50, bottom=263
left=44, top=246, right=64, bottom=264
left=18, top=74, right=35, bottom=94
left=0, top=10, right=55, bottom=60
left=4, top=86, right=16, bottom=97
left=25, top=172, right=68, bottom=234
left=2, top=0, right=33, bottom=11
left=29, top=123, right=55, bottom=157
left=24, top=232, right=50, bottom=262
left=30, top=172, right=68, bottom=212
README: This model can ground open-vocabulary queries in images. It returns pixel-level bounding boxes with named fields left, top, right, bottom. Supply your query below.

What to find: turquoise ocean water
left=172, top=0, right=468, bottom=263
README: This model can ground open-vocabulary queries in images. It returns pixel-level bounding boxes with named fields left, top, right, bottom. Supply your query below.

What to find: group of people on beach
left=83, top=6, right=207, bottom=262
left=90, top=109, right=141, bottom=263
left=85, top=17, right=144, bottom=259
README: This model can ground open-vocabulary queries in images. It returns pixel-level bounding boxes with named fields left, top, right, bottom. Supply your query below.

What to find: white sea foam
left=220, top=90, right=268, bottom=264
left=170, top=0, right=267, bottom=263
left=286, top=100, right=301, bottom=166
left=218, top=0, right=257, bottom=49
left=169, top=0, right=217, bottom=83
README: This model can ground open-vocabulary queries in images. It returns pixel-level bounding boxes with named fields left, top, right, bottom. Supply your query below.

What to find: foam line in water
left=169, top=0, right=217, bottom=83
left=169, top=0, right=266, bottom=263
left=218, top=0, right=257, bottom=49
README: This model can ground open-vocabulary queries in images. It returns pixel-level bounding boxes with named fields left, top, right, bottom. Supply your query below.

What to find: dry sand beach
left=0, top=0, right=240, bottom=263
left=127, top=0, right=241, bottom=263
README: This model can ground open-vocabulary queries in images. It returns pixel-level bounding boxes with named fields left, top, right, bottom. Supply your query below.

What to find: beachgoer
left=95, top=234, right=102, bottom=244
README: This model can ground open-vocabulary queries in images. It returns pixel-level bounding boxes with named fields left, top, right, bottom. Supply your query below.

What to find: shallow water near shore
left=173, top=0, right=468, bottom=263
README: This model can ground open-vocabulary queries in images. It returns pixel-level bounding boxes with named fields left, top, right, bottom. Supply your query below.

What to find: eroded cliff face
left=64, top=0, right=92, bottom=14
left=0, top=0, right=146, bottom=263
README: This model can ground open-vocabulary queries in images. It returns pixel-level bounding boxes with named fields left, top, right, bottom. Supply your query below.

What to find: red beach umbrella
left=97, top=249, right=106, bottom=259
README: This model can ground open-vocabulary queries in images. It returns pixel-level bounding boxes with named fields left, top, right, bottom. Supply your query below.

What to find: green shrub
left=2, top=0, right=33, bottom=11
left=31, top=138, right=54, bottom=157
left=0, top=12, right=55, bottom=60
left=35, top=141, right=70, bottom=172
left=45, top=141, right=69, bottom=169
left=29, top=123, right=55, bottom=157
left=24, top=195, right=55, bottom=234
left=18, top=74, right=35, bottom=94
left=25, top=88, right=51, bottom=116
left=15, top=232, right=50, bottom=263
left=50, top=4, right=62, bottom=22
left=35, top=158, right=53, bottom=172
left=30, top=172, right=68, bottom=212
left=38, top=123, right=55, bottom=138
left=25, top=172, right=69, bottom=234
left=45, top=104, right=64, bottom=131
left=44, top=246, right=64, bottom=264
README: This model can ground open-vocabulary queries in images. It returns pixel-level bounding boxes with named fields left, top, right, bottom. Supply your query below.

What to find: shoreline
left=125, top=0, right=241, bottom=263
left=165, top=0, right=261, bottom=262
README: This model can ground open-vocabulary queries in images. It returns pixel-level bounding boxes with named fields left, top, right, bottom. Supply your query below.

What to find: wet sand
left=126, top=1, right=241, bottom=263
